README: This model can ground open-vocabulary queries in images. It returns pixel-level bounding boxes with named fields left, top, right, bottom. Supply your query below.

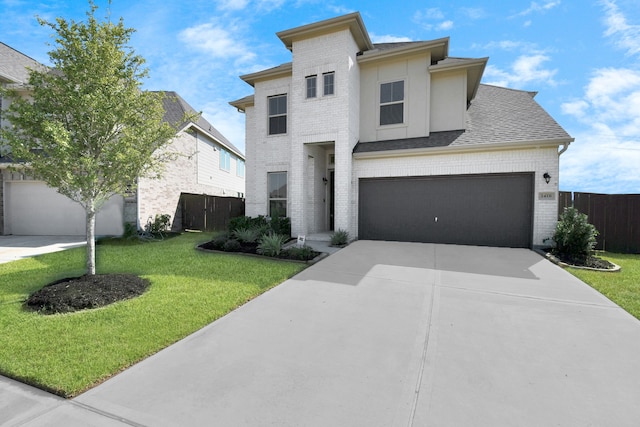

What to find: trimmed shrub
left=223, top=239, right=242, bottom=252
left=270, top=215, right=291, bottom=236
left=285, top=245, right=319, bottom=261
left=210, top=232, right=230, bottom=250
left=330, top=229, right=349, bottom=246
left=228, top=216, right=268, bottom=233
left=553, top=207, right=599, bottom=261
left=257, top=233, right=287, bottom=257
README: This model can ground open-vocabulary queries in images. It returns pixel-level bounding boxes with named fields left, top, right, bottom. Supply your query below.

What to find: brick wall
left=353, top=146, right=560, bottom=247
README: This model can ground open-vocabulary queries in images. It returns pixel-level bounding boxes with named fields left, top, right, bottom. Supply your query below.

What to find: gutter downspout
left=558, top=141, right=571, bottom=155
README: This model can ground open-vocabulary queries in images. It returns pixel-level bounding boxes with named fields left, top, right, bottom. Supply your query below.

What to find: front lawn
left=0, top=232, right=306, bottom=397
left=567, top=253, right=640, bottom=320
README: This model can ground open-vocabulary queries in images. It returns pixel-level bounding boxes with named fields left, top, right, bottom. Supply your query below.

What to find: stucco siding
left=430, top=70, right=467, bottom=132
left=359, top=53, right=431, bottom=142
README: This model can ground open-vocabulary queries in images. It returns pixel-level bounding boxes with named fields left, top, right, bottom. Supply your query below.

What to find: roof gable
left=0, top=42, right=46, bottom=85
left=276, top=12, right=373, bottom=52
left=160, top=91, right=244, bottom=158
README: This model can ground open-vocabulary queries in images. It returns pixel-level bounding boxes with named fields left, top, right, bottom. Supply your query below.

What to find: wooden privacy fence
left=559, top=191, right=640, bottom=254
left=180, top=193, right=245, bottom=232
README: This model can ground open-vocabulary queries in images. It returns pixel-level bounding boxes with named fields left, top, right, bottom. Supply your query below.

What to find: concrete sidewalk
left=3, top=241, right=640, bottom=426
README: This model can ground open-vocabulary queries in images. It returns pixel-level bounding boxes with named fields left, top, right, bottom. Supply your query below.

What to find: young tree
left=0, top=3, right=177, bottom=275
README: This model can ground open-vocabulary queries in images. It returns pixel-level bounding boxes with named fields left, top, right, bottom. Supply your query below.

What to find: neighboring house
left=0, top=42, right=244, bottom=236
left=230, top=12, right=573, bottom=249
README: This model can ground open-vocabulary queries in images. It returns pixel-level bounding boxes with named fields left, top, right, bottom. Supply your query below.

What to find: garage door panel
left=6, top=182, right=124, bottom=236
left=359, top=173, right=533, bottom=248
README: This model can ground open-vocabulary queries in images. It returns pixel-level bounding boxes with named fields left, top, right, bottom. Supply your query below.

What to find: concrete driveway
left=3, top=240, right=640, bottom=426
left=0, top=236, right=85, bottom=264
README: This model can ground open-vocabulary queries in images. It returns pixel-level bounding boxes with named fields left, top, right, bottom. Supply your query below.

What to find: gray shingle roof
left=159, top=91, right=244, bottom=158
left=353, top=84, right=572, bottom=154
left=0, top=42, right=46, bottom=84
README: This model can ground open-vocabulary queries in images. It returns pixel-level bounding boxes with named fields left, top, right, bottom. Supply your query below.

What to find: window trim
left=237, top=159, right=245, bottom=178
left=323, top=71, right=335, bottom=96
left=219, top=148, right=231, bottom=172
left=306, top=75, right=317, bottom=99
left=268, top=94, right=287, bottom=135
left=379, top=79, right=406, bottom=127
left=267, top=171, right=287, bottom=218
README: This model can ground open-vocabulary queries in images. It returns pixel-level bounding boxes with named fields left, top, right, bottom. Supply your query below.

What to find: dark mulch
left=199, top=240, right=320, bottom=261
left=553, top=252, right=616, bottom=270
left=25, top=274, right=150, bottom=315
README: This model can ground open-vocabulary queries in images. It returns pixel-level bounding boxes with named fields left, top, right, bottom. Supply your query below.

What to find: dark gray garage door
left=358, top=173, right=533, bottom=248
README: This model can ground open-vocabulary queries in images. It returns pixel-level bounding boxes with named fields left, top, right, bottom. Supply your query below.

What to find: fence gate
left=180, top=193, right=245, bottom=232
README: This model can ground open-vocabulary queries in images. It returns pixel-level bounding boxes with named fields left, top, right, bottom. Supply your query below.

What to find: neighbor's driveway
left=4, top=240, right=640, bottom=426
left=0, top=236, right=85, bottom=264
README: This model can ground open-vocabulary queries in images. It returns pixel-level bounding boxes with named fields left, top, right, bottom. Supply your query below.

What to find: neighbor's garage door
left=358, top=173, right=533, bottom=248
left=5, top=181, right=124, bottom=236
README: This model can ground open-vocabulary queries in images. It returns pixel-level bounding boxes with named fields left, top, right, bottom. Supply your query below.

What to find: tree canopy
left=0, top=3, right=179, bottom=274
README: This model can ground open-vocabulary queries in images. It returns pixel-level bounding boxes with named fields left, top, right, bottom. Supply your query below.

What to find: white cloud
left=413, top=7, right=453, bottom=31
left=601, top=0, right=640, bottom=56
left=414, top=8, right=444, bottom=21
left=560, top=68, right=640, bottom=193
left=513, top=1, right=561, bottom=17
left=178, top=21, right=256, bottom=65
left=216, top=0, right=250, bottom=10
left=370, top=33, right=413, bottom=43
left=459, top=7, right=486, bottom=20
left=437, top=20, right=454, bottom=31
left=483, top=54, right=557, bottom=88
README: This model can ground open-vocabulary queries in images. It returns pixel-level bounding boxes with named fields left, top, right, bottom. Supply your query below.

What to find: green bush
left=146, top=214, right=171, bottom=233
left=553, top=207, right=599, bottom=261
left=223, top=239, right=242, bottom=252
left=229, top=215, right=291, bottom=237
left=285, top=245, right=319, bottom=261
left=228, top=216, right=268, bottom=233
left=330, top=229, right=349, bottom=246
left=269, top=216, right=291, bottom=236
left=257, top=233, right=287, bottom=257
left=233, top=227, right=261, bottom=244
left=210, top=232, right=229, bottom=250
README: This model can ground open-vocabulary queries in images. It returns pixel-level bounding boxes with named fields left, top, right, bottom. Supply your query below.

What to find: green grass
left=0, top=232, right=306, bottom=397
left=568, top=253, right=640, bottom=320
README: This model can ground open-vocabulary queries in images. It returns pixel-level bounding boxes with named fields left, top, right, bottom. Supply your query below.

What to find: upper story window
left=237, top=159, right=245, bottom=178
left=219, top=148, right=231, bottom=172
left=268, top=94, right=287, bottom=135
left=306, top=75, right=317, bottom=98
left=323, top=72, right=335, bottom=96
left=380, top=80, right=404, bottom=126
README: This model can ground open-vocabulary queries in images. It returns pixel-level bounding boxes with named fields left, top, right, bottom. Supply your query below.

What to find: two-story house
left=231, top=12, right=573, bottom=248
left=1, top=42, right=245, bottom=236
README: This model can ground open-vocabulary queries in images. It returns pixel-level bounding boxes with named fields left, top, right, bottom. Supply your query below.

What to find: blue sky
left=1, top=0, right=639, bottom=193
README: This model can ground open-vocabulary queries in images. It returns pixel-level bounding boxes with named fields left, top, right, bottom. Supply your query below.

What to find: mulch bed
left=551, top=252, right=617, bottom=270
left=198, top=240, right=321, bottom=261
left=25, top=274, right=150, bottom=315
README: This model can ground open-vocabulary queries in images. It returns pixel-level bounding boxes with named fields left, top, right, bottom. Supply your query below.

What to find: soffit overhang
left=277, top=12, right=373, bottom=52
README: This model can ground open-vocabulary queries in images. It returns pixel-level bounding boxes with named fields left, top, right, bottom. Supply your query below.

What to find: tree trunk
left=86, top=206, right=96, bottom=275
